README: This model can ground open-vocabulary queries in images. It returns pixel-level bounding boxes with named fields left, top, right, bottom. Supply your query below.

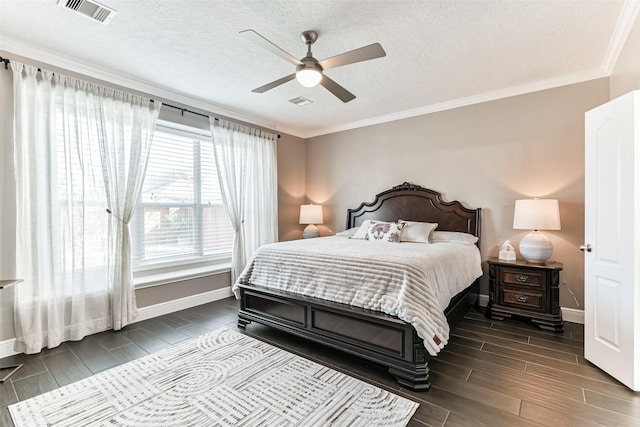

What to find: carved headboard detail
left=346, top=182, right=481, bottom=242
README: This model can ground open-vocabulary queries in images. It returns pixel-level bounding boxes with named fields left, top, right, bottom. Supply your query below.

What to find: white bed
left=235, top=235, right=482, bottom=355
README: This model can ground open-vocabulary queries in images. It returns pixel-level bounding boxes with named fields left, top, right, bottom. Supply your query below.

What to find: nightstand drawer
left=502, top=268, right=544, bottom=288
left=500, top=288, right=545, bottom=311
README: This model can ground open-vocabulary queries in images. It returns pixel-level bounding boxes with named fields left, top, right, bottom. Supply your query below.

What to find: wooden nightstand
left=486, top=258, right=563, bottom=332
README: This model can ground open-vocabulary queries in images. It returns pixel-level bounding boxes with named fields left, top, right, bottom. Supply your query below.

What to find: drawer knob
left=516, top=295, right=528, bottom=303
left=515, top=274, right=528, bottom=283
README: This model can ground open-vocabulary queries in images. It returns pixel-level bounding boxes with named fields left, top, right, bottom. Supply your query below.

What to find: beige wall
left=305, top=78, right=611, bottom=309
left=0, top=66, right=16, bottom=341
left=610, top=9, right=640, bottom=99
left=136, top=273, right=231, bottom=307
left=277, top=134, right=307, bottom=241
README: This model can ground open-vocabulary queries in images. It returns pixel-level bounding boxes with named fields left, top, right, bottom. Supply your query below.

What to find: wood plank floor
left=1, top=298, right=638, bottom=426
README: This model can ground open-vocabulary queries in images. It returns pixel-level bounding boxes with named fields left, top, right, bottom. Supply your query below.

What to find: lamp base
left=519, top=230, right=553, bottom=264
left=303, top=224, right=319, bottom=239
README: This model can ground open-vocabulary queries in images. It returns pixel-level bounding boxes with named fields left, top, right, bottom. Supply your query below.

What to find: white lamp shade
left=513, top=199, right=561, bottom=230
left=299, top=204, right=323, bottom=225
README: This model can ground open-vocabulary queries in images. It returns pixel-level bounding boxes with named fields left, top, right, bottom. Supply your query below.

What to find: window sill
left=134, top=262, right=231, bottom=289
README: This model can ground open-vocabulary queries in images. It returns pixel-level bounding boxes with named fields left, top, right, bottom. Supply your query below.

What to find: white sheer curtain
left=11, top=61, right=160, bottom=353
left=96, top=89, right=161, bottom=329
left=210, top=119, right=278, bottom=281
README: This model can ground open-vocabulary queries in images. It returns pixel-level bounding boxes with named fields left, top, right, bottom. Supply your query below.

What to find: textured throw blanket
left=234, top=236, right=482, bottom=355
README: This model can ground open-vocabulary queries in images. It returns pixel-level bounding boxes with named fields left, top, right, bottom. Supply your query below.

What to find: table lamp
left=513, top=198, right=561, bottom=264
left=299, top=204, right=323, bottom=238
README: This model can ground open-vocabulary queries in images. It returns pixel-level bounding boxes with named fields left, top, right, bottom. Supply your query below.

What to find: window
left=131, top=123, right=234, bottom=268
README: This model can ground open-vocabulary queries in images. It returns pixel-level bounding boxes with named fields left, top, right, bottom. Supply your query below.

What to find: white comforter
left=234, top=236, right=482, bottom=355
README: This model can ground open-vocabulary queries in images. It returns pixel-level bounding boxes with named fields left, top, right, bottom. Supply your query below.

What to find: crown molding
left=0, top=26, right=623, bottom=141
left=0, top=37, right=303, bottom=138
left=301, top=70, right=608, bottom=139
left=601, top=0, right=640, bottom=74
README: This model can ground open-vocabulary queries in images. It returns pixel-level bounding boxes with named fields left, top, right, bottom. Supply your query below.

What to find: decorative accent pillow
left=398, top=220, right=438, bottom=243
left=350, top=220, right=376, bottom=239
left=365, top=221, right=406, bottom=243
left=430, top=231, right=478, bottom=245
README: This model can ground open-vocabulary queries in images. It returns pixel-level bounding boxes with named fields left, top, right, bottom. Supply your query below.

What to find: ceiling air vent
left=289, top=96, right=313, bottom=106
left=57, top=0, right=116, bottom=24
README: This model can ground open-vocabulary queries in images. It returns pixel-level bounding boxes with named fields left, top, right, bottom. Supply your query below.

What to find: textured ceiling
left=0, top=0, right=635, bottom=138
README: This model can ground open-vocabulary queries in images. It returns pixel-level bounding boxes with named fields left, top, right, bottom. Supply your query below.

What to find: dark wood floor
left=1, top=298, right=638, bottom=426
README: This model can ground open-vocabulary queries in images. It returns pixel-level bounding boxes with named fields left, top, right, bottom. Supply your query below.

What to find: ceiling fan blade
left=320, top=75, right=356, bottom=103
left=252, top=73, right=296, bottom=93
left=319, top=43, right=386, bottom=70
left=240, top=29, right=302, bottom=66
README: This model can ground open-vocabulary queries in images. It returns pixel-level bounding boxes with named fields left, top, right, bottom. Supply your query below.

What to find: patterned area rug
left=9, top=328, right=418, bottom=426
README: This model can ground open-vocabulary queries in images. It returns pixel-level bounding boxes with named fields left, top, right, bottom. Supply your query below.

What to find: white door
left=584, top=91, right=640, bottom=391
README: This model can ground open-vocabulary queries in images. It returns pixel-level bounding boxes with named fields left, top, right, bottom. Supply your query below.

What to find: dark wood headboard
left=346, top=182, right=481, bottom=241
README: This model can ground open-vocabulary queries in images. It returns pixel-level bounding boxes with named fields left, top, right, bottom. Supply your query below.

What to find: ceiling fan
left=240, top=29, right=386, bottom=103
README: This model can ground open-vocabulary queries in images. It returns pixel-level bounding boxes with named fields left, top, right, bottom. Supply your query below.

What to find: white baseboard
left=0, top=337, right=18, bottom=359
left=478, top=294, right=489, bottom=307
left=0, top=287, right=234, bottom=359
left=133, top=286, right=233, bottom=323
left=561, top=307, right=584, bottom=324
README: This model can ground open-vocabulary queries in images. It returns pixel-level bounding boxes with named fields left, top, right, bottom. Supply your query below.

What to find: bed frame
left=236, top=182, right=481, bottom=390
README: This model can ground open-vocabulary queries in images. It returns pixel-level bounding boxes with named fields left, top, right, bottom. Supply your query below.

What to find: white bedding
left=234, top=236, right=482, bottom=356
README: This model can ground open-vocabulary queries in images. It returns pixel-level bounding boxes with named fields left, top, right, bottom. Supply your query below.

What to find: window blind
left=132, top=127, right=233, bottom=266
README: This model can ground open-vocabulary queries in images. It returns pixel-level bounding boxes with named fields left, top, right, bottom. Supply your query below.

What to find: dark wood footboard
left=237, top=280, right=478, bottom=390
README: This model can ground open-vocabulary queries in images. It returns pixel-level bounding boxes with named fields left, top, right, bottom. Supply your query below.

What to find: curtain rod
left=156, top=102, right=281, bottom=138
left=0, top=56, right=280, bottom=138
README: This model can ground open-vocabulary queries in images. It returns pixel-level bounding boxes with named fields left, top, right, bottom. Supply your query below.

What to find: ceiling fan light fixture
left=242, top=29, right=385, bottom=102
left=296, top=66, right=322, bottom=88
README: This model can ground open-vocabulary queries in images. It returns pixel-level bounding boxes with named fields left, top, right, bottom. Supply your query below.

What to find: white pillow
left=365, top=221, right=407, bottom=243
left=350, top=220, right=376, bottom=239
left=399, top=220, right=438, bottom=243
left=336, top=227, right=358, bottom=237
left=430, top=231, right=478, bottom=245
